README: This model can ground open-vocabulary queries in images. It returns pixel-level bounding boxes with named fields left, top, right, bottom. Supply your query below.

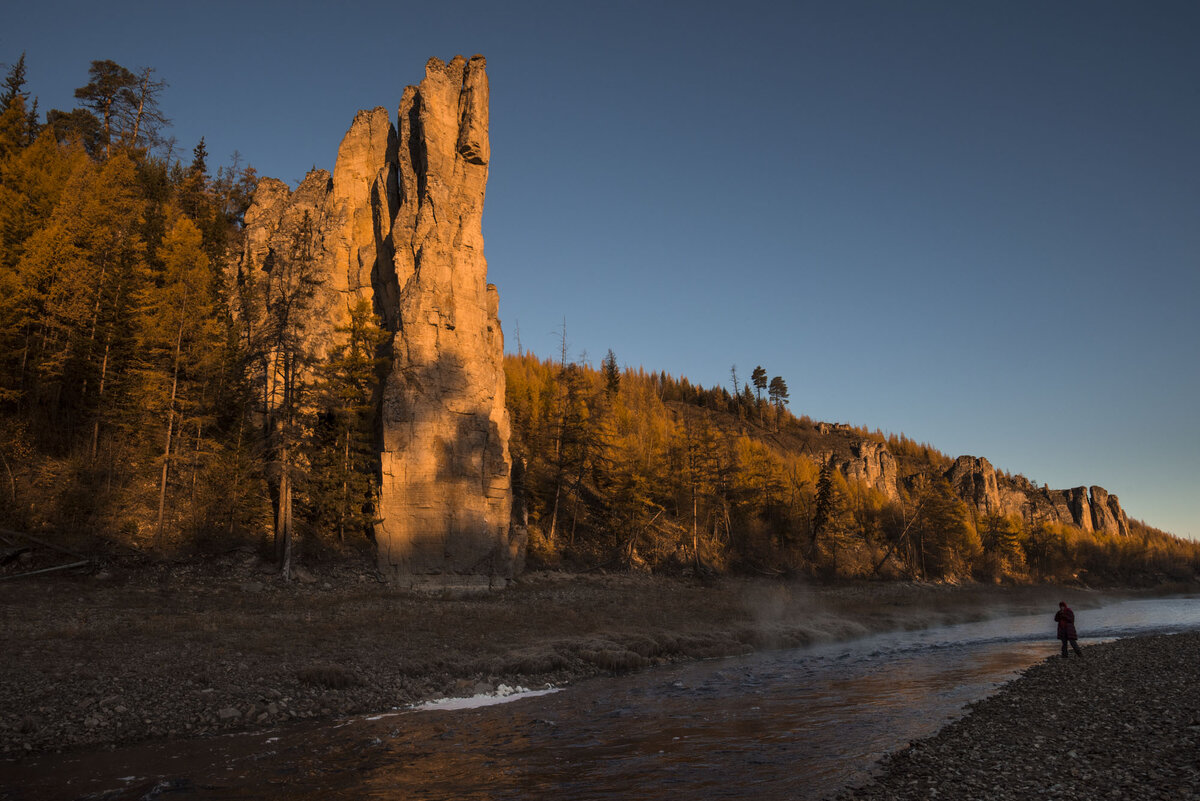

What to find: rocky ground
left=838, top=632, right=1200, bottom=800
left=0, top=549, right=1098, bottom=760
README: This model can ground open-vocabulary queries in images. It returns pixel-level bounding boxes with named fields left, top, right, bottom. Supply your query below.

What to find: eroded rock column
left=375, top=55, right=518, bottom=582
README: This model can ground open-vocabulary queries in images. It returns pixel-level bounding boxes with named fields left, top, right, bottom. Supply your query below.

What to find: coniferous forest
left=2, top=56, right=1198, bottom=586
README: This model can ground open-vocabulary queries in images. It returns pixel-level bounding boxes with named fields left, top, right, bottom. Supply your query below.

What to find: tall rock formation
left=237, top=56, right=521, bottom=584
left=377, top=55, right=516, bottom=581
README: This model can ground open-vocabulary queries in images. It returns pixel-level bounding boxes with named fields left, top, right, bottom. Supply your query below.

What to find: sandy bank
left=838, top=632, right=1200, bottom=800
left=0, top=556, right=1118, bottom=759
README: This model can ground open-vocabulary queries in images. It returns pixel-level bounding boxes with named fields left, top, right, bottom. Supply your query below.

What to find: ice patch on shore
left=364, top=712, right=402, bottom=721
left=413, top=684, right=560, bottom=712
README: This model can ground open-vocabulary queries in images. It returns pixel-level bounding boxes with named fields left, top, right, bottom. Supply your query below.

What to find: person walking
left=1055, top=601, right=1083, bottom=658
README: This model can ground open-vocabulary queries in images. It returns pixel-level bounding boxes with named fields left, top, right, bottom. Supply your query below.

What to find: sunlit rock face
left=376, top=55, right=519, bottom=582
left=238, top=108, right=396, bottom=363
left=842, top=441, right=899, bottom=502
left=944, top=456, right=1002, bottom=517
left=238, top=56, right=522, bottom=583
left=942, top=456, right=1131, bottom=536
left=1089, top=486, right=1130, bottom=537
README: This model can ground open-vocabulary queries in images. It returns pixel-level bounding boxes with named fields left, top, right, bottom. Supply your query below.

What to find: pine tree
left=767, top=375, right=789, bottom=430
left=73, top=59, right=137, bottom=157
left=313, top=299, right=388, bottom=543
left=751, top=365, right=767, bottom=424
left=45, top=108, right=104, bottom=156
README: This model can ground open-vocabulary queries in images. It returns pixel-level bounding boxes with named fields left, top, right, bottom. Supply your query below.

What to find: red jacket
left=1055, top=606, right=1077, bottom=640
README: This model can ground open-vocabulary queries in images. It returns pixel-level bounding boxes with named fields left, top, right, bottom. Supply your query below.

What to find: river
left=4, top=595, right=1199, bottom=800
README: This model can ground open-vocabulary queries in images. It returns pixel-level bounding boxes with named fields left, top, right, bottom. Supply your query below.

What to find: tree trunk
left=154, top=317, right=185, bottom=549
left=692, top=484, right=699, bottom=568
left=277, top=443, right=293, bottom=579
left=340, top=429, right=350, bottom=543
left=89, top=337, right=110, bottom=462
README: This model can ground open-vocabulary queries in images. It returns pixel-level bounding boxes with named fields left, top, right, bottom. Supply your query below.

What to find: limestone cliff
left=238, top=56, right=521, bottom=583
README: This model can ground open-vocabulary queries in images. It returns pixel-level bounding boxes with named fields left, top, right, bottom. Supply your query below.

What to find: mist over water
left=6, top=597, right=1199, bottom=800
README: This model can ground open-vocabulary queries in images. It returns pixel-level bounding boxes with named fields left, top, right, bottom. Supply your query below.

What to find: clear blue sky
left=7, top=1, right=1198, bottom=538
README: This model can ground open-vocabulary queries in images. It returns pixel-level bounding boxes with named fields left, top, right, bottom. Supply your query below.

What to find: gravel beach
left=0, top=554, right=1097, bottom=760
left=839, top=632, right=1200, bottom=800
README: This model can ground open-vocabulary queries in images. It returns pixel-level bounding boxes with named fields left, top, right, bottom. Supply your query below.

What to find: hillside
left=505, top=352, right=1199, bottom=586
left=1, top=54, right=1196, bottom=590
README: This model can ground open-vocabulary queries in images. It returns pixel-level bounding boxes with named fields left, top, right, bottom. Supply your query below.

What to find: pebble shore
left=839, top=632, right=1200, bottom=801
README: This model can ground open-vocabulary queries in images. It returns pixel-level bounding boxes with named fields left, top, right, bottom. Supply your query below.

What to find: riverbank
left=838, top=631, right=1200, bottom=800
left=0, top=554, right=1117, bottom=759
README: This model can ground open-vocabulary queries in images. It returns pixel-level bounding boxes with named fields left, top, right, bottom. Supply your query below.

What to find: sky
left=6, top=1, right=1198, bottom=539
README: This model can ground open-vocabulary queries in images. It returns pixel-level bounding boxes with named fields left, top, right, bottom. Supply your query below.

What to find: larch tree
left=12, top=151, right=145, bottom=451
left=0, top=55, right=36, bottom=159
left=128, top=212, right=220, bottom=547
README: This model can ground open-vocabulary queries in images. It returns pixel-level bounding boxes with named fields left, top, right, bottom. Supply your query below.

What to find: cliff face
left=238, top=56, right=522, bottom=583
left=941, top=454, right=1129, bottom=536
left=841, top=441, right=899, bottom=502
left=377, top=55, right=517, bottom=581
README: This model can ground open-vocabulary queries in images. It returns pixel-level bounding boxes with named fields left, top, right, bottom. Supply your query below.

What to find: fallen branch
left=0, top=560, right=93, bottom=581
left=1, top=546, right=31, bottom=565
left=0, top=528, right=89, bottom=560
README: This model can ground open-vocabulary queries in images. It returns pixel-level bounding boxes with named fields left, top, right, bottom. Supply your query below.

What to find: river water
left=5, top=596, right=1200, bottom=800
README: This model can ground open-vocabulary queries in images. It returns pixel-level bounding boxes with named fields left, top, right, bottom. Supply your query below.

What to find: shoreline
left=0, top=558, right=1145, bottom=761
left=837, top=631, right=1200, bottom=800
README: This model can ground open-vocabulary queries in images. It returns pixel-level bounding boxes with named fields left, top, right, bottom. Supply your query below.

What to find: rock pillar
left=375, top=55, right=519, bottom=582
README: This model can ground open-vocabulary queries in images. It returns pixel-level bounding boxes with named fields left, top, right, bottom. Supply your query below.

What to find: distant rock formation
left=945, top=456, right=1003, bottom=516
left=841, top=440, right=899, bottom=502
left=941, top=455, right=1130, bottom=536
left=1089, top=486, right=1130, bottom=537
left=238, top=56, right=523, bottom=584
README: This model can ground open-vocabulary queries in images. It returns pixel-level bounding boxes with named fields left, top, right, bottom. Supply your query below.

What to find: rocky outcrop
left=944, top=456, right=1002, bottom=517
left=238, top=108, right=397, bottom=363
left=939, top=455, right=1132, bottom=537
left=842, top=441, right=899, bottom=501
left=238, top=56, right=522, bottom=583
left=1089, top=486, right=1130, bottom=537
